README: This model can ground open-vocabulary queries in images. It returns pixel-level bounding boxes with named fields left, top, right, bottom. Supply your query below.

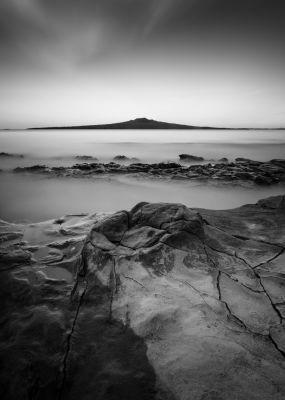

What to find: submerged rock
left=1, top=196, right=285, bottom=399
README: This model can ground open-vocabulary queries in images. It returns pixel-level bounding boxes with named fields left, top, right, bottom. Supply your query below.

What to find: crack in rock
left=58, top=277, right=88, bottom=400
left=123, top=275, right=146, bottom=289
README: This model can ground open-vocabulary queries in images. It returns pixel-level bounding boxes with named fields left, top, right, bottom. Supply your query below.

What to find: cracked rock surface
left=0, top=195, right=285, bottom=400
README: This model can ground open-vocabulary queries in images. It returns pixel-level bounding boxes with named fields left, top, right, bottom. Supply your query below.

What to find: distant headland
left=27, top=118, right=284, bottom=130
left=28, top=118, right=215, bottom=130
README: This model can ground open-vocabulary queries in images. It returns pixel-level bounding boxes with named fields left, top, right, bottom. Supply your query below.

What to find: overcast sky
left=1, top=0, right=285, bottom=128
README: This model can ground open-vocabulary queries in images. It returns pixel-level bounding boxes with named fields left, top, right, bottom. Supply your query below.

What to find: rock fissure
left=255, top=275, right=283, bottom=323
left=233, top=235, right=285, bottom=249
left=216, top=271, right=222, bottom=301
left=205, top=246, right=264, bottom=293
left=268, top=333, right=285, bottom=359
left=58, top=276, right=88, bottom=400
left=122, top=275, right=146, bottom=289
left=198, top=219, right=285, bottom=249
left=217, top=265, right=285, bottom=359
left=217, top=272, right=250, bottom=331
left=253, top=248, right=285, bottom=269
left=108, top=257, right=118, bottom=321
left=235, top=251, right=284, bottom=323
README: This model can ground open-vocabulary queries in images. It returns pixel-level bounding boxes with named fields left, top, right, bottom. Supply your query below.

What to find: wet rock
left=75, top=155, right=98, bottom=161
left=234, top=171, right=253, bottom=180
left=112, top=155, right=140, bottom=163
left=179, top=154, right=204, bottom=162
left=254, top=175, right=273, bottom=185
left=0, top=152, right=24, bottom=158
left=235, top=157, right=252, bottom=163
left=113, top=155, right=130, bottom=162
left=14, top=165, right=48, bottom=173
left=71, top=163, right=93, bottom=170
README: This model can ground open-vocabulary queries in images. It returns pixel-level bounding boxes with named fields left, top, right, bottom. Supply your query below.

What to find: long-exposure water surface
left=0, top=129, right=284, bottom=222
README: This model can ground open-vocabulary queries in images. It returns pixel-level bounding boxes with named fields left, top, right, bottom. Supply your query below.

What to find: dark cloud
left=1, top=0, right=285, bottom=70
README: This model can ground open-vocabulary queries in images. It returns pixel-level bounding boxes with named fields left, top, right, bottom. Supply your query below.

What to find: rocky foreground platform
left=0, top=196, right=285, bottom=399
left=13, top=158, right=285, bottom=186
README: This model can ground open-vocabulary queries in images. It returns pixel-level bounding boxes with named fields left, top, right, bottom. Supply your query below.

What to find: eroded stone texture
left=121, top=226, right=165, bottom=249
left=92, top=211, right=129, bottom=243
left=219, top=273, right=280, bottom=334
left=0, top=195, right=285, bottom=400
left=197, top=195, right=285, bottom=246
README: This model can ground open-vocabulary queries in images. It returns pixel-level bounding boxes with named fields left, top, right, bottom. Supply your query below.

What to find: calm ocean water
left=0, top=129, right=284, bottom=222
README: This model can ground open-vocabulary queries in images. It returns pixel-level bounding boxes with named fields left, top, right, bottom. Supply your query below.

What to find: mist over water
left=1, top=129, right=285, bottom=167
left=1, top=172, right=284, bottom=223
left=0, top=129, right=284, bottom=223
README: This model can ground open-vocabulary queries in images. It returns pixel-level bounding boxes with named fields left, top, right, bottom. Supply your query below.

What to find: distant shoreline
left=26, top=118, right=285, bottom=131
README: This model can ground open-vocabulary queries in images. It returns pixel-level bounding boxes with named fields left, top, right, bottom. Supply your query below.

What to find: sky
left=0, top=0, right=285, bottom=128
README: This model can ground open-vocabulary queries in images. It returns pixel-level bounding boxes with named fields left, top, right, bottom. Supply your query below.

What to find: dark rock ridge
left=0, top=195, right=285, bottom=399
left=13, top=158, right=285, bottom=185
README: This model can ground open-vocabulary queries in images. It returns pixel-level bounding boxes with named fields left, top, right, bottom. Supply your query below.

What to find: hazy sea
left=0, top=129, right=285, bottom=222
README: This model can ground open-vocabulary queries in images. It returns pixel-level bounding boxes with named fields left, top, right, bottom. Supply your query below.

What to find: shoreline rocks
left=0, top=152, right=24, bottom=158
left=12, top=158, right=285, bottom=186
left=0, top=195, right=285, bottom=399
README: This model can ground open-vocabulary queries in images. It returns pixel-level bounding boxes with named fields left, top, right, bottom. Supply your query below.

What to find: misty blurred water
left=0, top=129, right=285, bottom=168
left=0, top=129, right=284, bottom=222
